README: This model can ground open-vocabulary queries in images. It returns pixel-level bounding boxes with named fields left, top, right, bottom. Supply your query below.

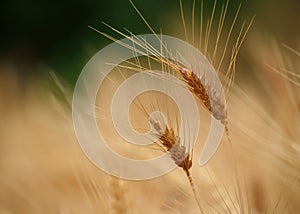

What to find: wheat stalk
left=110, top=178, right=128, bottom=214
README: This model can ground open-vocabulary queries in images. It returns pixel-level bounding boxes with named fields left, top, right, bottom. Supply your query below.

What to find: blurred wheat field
left=1, top=0, right=300, bottom=213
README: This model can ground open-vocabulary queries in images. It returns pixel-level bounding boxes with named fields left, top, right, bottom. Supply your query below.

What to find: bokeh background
left=0, top=0, right=300, bottom=213
left=1, top=0, right=299, bottom=85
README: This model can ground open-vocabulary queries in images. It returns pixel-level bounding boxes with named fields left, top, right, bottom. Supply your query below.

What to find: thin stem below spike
left=184, top=169, right=204, bottom=214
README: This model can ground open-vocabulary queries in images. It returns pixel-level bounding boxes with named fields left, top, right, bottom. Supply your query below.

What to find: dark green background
left=1, top=0, right=299, bottom=85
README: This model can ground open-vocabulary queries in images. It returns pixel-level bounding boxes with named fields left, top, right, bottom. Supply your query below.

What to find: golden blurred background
left=0, top=0, right=299, bottom=213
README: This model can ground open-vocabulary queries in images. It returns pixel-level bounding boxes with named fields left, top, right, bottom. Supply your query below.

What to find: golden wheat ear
left=149, top=116, right=204, bottom=213
left=127, top=0, right=255, bottom=146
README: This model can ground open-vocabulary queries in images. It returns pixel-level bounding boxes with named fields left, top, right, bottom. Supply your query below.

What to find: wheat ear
left=149, top=118, right=204, bottom=213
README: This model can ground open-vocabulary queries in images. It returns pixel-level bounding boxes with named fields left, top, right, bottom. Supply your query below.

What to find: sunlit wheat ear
left=178, top=67, right=227, bottom=124
left=148, top=116, right=204, bottom=214
left=178, top=0, right=254, bottom=141
left=93, top=0, right=254, bottom=145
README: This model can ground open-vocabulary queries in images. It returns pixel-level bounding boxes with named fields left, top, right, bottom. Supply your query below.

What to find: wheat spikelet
left=178, top=67, right=227, bottom=125
left=150, top=118, right=192, bottom=173
left=148, top=116, right=205, bottom=213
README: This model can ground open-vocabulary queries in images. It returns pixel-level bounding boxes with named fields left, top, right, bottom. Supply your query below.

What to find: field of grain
left=0, top=0, right=299, bottom=213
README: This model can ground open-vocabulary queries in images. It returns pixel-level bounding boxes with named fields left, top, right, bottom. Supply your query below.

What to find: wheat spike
left=149, top=118, right=204, bottom=213
left=179, top=67, right=227, bottom=125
